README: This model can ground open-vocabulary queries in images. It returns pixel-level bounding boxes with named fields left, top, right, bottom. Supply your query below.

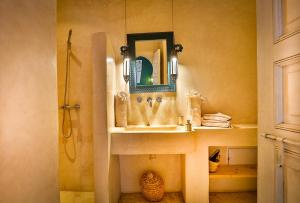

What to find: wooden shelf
left=193, top=124, right=257, bottom=131
left=119, top=192, right=184, bottom=203
left=210, top=164, right=257, bottom=178
left=209, top=165, right=257, bottom=192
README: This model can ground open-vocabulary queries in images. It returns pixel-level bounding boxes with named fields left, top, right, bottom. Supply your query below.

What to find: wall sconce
left=120, top=45, right=130, bottom=83
left=170, top=44, right=183, bottom=82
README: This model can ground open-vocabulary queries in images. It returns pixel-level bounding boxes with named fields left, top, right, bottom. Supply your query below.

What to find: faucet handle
left=137, top=96, right=143, bottom=103
left=156, top=96, right=162, bottom=103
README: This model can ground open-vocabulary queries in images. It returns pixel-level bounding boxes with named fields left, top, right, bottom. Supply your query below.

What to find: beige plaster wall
left=128, top=92, right=177, bottom=125
left=174, top=0, right=257, bottom=124
left=57, top=3, right=98, bottom=191
left=92, top=32, right=121, bottom=203
left=57, top=0, right=257, bottom=193
left=92, top=33, right=110, bottom=203
left=106, top=37, right=122, bottom=203
left=0, top=0, right=59, bottom=202
left=119, top=155, right=182, bottom=193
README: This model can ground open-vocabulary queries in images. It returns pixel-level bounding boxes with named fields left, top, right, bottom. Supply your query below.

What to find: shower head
left=67, top=29, right=72, bottom=44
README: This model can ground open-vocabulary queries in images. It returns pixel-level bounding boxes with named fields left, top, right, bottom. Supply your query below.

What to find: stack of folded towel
left=201, top=112, right=231, bottom=128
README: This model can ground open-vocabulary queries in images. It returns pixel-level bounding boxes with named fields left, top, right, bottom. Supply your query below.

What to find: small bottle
left=177, top=116, right=184, bottom=126
left=186, top=120, right=192, bottom=131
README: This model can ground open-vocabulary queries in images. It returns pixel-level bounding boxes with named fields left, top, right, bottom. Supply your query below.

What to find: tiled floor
left=119, top=192, right=184, bottom=203
left=60, top=191, right=256, bottom=203
left=60, top=191, right=95, bottom=203
left=209, top=192, right=257, bottom=203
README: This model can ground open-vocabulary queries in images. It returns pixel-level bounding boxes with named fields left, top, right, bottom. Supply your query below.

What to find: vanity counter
left=110, top=126, right=194, bottom=134
left=192, top=124, right=257, bottom=130
left=110, top=127, right=196, bottom=155
left=109, top=124, right=256, bottom=155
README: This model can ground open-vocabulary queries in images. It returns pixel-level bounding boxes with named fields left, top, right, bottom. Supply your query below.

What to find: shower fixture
left=67, top=29, right=72, bottom=48
left=61, top=29, right=80, bottom=140
left=61, top=104, right=80, bottom=110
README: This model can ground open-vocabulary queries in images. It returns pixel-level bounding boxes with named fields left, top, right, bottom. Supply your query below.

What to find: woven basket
left=209, top=160, right=220, bottom=173
left=140, top=171, right=164, bottom=202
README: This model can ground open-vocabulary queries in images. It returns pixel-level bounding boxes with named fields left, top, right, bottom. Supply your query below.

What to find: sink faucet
left=147, top=97, right=153, bottom=107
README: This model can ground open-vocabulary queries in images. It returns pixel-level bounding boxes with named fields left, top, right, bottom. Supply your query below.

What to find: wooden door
left=257, top=0, right=300, bottom=202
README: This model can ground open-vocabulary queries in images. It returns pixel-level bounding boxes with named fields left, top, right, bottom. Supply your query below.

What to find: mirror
left=127, top=32, right=176, bottom=93
left=135, top=39, right=168, bottom=85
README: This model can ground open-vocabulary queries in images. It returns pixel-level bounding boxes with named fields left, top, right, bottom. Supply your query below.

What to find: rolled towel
left=187, top=91, right=204, bottom=126
left=192, top=108, right=202, bottom=126
left=115, top=91, right=128, bottom=127
left=190, top=94, right=202, bottom=109
left=203, top=112, right=231, bottom=122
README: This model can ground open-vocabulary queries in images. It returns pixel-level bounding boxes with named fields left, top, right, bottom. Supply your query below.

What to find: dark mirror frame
left=127, top=32, right=176, bottom=93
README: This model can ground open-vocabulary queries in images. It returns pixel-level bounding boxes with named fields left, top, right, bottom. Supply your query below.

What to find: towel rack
left=261, top=133, right=300, bottom=203
left=261, top=133, right=300, bottom=147
left=261, top=133, right=300, bottom=161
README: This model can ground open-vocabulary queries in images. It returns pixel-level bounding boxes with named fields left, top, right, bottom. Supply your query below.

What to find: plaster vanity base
left=185, top=126, right=257, bottom=203
left=110, top=125, right=257, bottom=203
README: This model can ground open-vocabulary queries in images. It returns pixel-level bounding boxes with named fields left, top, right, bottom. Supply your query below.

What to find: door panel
left=282, top=0, right=300, bottom=34
left=274, top=54, right=300, bottom=133
left=257, top=0, right=300, bottom=202
left=273, top=0, right=300, bottom=41
left=284, top=154, right=300, bottom=203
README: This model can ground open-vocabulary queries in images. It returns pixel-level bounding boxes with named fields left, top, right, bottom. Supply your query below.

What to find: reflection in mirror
left=135, top=40, right=167, bottom=85
left=126, top=32, right=178, bottom=93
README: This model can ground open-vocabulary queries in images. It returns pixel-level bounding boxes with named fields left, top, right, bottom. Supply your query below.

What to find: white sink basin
left=125, top=125, right=179, bottom=131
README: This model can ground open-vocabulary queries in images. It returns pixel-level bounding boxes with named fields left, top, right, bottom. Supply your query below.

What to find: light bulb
left=123, top=57, right=130, bottom=83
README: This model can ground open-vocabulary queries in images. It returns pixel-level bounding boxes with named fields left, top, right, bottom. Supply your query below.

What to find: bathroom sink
left=125, top=125, right=179, bottom=131
left=111, top=125, right=195, bottom=154
left=112, top=125, right=196, bottom=154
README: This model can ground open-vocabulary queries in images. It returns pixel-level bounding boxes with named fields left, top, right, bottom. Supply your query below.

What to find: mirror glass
left=135, top=39, right=168, bottom=85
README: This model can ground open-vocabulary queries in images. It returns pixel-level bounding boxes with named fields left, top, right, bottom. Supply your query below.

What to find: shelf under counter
left=209, top=164, right=257, bottom=192
left=210, top=164, right=257, bottom=178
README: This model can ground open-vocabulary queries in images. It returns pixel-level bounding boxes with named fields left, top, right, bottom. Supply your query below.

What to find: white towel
left=203, top=112, right=231, bottom=122
left=192, top=108, right=202, bottom=126
left=201, top=112, right=231, bottom=128
left=202, top=119, right=229, bottom=123
left=115, top=91, right=128, bottom=127
left=187, top=91, right=203, bottom=126
left=201, top=120, right=231, bottom=128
